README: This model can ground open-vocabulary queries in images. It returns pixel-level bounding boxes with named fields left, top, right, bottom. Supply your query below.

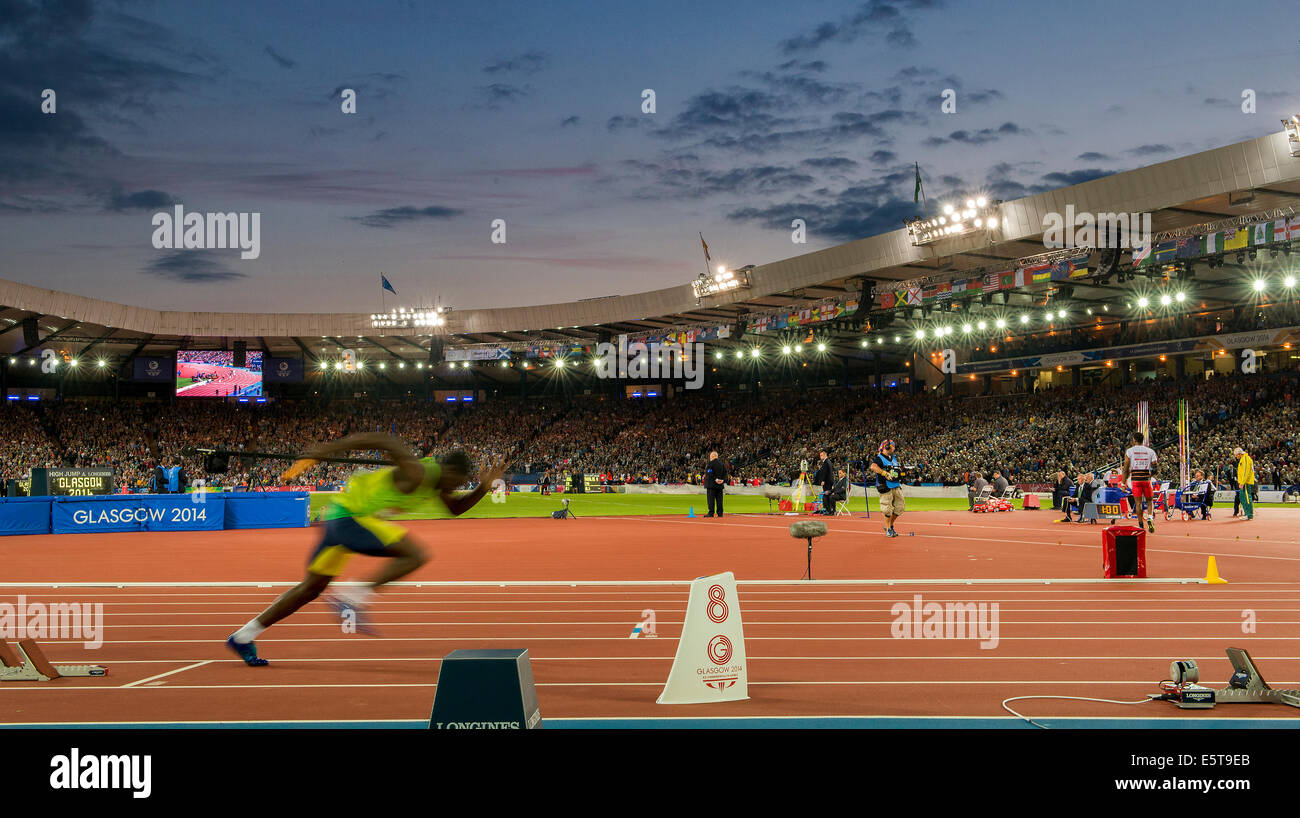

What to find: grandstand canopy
left=3, top=129, right=1299, bottom=385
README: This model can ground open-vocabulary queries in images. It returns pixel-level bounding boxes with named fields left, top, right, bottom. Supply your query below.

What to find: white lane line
left=39, top=655, right=1300, bottom=665
left=64, top=619, right=1300, bottom=628
left=119, top=660, right=214, bottom=688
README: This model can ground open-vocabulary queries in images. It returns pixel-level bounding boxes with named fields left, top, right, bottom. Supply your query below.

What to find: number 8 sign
left=707, top=584, right=728, bottom=623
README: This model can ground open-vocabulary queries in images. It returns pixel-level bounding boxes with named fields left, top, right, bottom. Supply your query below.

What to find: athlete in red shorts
left=1123, top=430, right=1158, bottom=534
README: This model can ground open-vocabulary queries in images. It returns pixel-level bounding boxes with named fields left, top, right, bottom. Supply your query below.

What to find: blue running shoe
left=226, top=636, right=268, bottom=666
left=327, top=594, right=380, bottom=636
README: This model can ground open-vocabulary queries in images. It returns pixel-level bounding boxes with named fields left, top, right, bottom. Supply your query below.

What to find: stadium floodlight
left=1160, top=294, right=1172, bottom=306
left=977, top=320, right=987, bottom=330
left=555, top=358, right=565, bottom=368
left=97, top=359, right=106, bottom=368
left=795, top=344, right=804, bottom=352
left=892, top=336, right=899, bottom=343
left=398, top=362, right=406, bottom=369
left=1044, top=311, right=1053, bottom=322
left=943, top=203, right=954, bottom=215
left=356, top=361, right=365, bottom=370
left=750, top=348, right=760, bottom=358
left=7, top=358, right=13, bottom=365
left=962, top=323, right=972, bottom=333
left=715, top=351, right=723, bottom=360
left=319, top=361, right=328, bottom=370
left=860, top=339, right=868, bottom=347
left=1253, top=279, right=1266, bottom=292
left=1137, top=297, right=1150, bottom=308
left=378, top=362, right=386, bottom=370
left=976, top=197, right=987, bottom=208
left=781, top=345, right=791, bottom=354
left=995, top=319, right=1006, bottom=329
left=1057, top=309, right=1066, bottom=319
left=1175, top=292, right=1186, bottom=303
left=1019, top=314, right=1029, bottom=324
left=735, top=350, right=744, bottom=359
left=69, top=359, right=78, bottom=367
left=334, top=362, right=343, bottom=370
left=816, top=342, right=827, bottom=352
left=876, top=337, right=884, bottom=345
left=1286, top=276, right=1297, bottom=289
left=915, top=329, right=926, bottom=339
left=416, top=362, right=423, bottom=369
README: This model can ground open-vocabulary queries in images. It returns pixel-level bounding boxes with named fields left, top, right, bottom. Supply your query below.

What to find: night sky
left=1, top=0, right=1297, bottom=313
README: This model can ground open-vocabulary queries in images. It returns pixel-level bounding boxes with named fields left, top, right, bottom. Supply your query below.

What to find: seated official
left=990, top=471, right=1010, bottom=497
left=1183, top=469, right=1213, bottom=520
left=967, top=471, right=988, bottom=510
left=825, top=469, right=848, bottom=512
left=1060, top=473, right=1100, bottom=522
left=1050, top=471, right=1071, bottom=510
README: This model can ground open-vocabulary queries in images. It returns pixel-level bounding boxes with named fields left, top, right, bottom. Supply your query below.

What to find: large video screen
left=176, top=350, right=263, bottom=397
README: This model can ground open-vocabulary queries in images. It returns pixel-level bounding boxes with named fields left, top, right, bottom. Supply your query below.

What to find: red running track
left=2, top=509, right=1299, bottom=725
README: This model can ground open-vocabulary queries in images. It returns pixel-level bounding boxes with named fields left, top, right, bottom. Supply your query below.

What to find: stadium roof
left=3, top=128, right=1300, bottom=379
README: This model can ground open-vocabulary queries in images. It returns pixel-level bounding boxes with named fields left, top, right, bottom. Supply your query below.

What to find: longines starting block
left=1159, top=648, right=1300, bottom=710
left=0, top=638, right=107, bottom=681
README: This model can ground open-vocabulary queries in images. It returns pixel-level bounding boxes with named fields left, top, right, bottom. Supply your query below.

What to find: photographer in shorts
left=869, top=439, right=905, bottom=538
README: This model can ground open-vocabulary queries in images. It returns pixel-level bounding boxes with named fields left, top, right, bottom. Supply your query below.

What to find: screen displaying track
left=176, top=350, right=263, bottom=397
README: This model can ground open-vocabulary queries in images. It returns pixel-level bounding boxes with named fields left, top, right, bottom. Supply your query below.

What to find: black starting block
left=429, top=648, right=542, bottom=729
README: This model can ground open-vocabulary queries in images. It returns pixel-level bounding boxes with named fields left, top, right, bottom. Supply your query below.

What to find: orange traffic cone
left=1203, top=556, right=1227, bottom=585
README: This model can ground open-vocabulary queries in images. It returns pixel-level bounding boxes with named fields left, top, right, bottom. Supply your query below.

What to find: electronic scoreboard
left=27, top=468, right=115, bottom=496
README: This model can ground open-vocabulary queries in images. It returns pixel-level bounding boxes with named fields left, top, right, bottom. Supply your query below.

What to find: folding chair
left=834, top=483, right=851, bottom=516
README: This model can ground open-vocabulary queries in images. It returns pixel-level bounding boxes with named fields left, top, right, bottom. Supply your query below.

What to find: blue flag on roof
left=381, top=274, right=397, bottom=295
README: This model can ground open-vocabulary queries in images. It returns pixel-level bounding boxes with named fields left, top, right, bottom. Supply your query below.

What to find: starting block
left=429, top=648, right=542, bottom=729
left=0, top=638, right=107, bottom=682
left=1158, top=648, right=1300, bottom=710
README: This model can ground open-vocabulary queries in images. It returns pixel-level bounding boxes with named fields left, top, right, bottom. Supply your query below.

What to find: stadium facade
left=3, top=129, right=1300, bottom=400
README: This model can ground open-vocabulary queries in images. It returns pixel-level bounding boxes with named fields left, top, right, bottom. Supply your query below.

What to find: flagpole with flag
left=914, top=162, right=927, bottom=213
left=380, top=274, right=397, bottom=314
left=699, top=233, right=712, bottom=275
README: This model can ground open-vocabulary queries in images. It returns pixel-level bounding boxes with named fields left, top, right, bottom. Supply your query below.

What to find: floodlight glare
left=1019, top=314, right=1029, bottom=324
left=782, top=345, right=791, bottom=354
left=915, top=329, right=926, bottom=339
left=1286, top=276, right=1297, bottom=288
left=1137, top=297, right=1150, bottom=308
left=1160, top=294, right=1172, bottom=306
left=816, top=343, right=827, bottom=352
left=1253, top=279, right=1266, bottom=292
left=962, top=323, right=972, bottom=333
left=995, top=319, right=1006, bottom=329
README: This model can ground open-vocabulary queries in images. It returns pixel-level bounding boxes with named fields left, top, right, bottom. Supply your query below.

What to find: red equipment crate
left=1021, top=494, right=1040, bottom=509
left=1103, top=525, right=1146, bottom=578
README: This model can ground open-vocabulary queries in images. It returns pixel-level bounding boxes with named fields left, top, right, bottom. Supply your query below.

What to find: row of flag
left=746, top=298, right=861, bottom=334
left=1135, top=216, right=1300, bottom=267
left=879, top=254, right=1091, bottom=309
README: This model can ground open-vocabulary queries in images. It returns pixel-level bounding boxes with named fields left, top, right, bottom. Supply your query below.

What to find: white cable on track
left=1001, top=695, right=1155, bottom=729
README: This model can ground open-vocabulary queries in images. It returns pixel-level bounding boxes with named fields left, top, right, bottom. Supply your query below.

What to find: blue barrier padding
left=50, top=494, right=225, bottom=534
left=223, top=492, right=309, bottom=529
left=0, top=497, right=53, bottom=536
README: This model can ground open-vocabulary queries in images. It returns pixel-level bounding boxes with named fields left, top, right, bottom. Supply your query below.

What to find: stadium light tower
left=370, top=305, right=451, bottom=330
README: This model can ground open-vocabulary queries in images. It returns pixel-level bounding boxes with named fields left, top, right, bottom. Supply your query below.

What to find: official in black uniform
left=704, top=450, right=728, bottom=518
left=813, top=450, right=834, bottom=515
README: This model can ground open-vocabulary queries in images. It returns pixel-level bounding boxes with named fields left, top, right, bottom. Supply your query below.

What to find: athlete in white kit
left=1122, top=430, right=1158, bottom=534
